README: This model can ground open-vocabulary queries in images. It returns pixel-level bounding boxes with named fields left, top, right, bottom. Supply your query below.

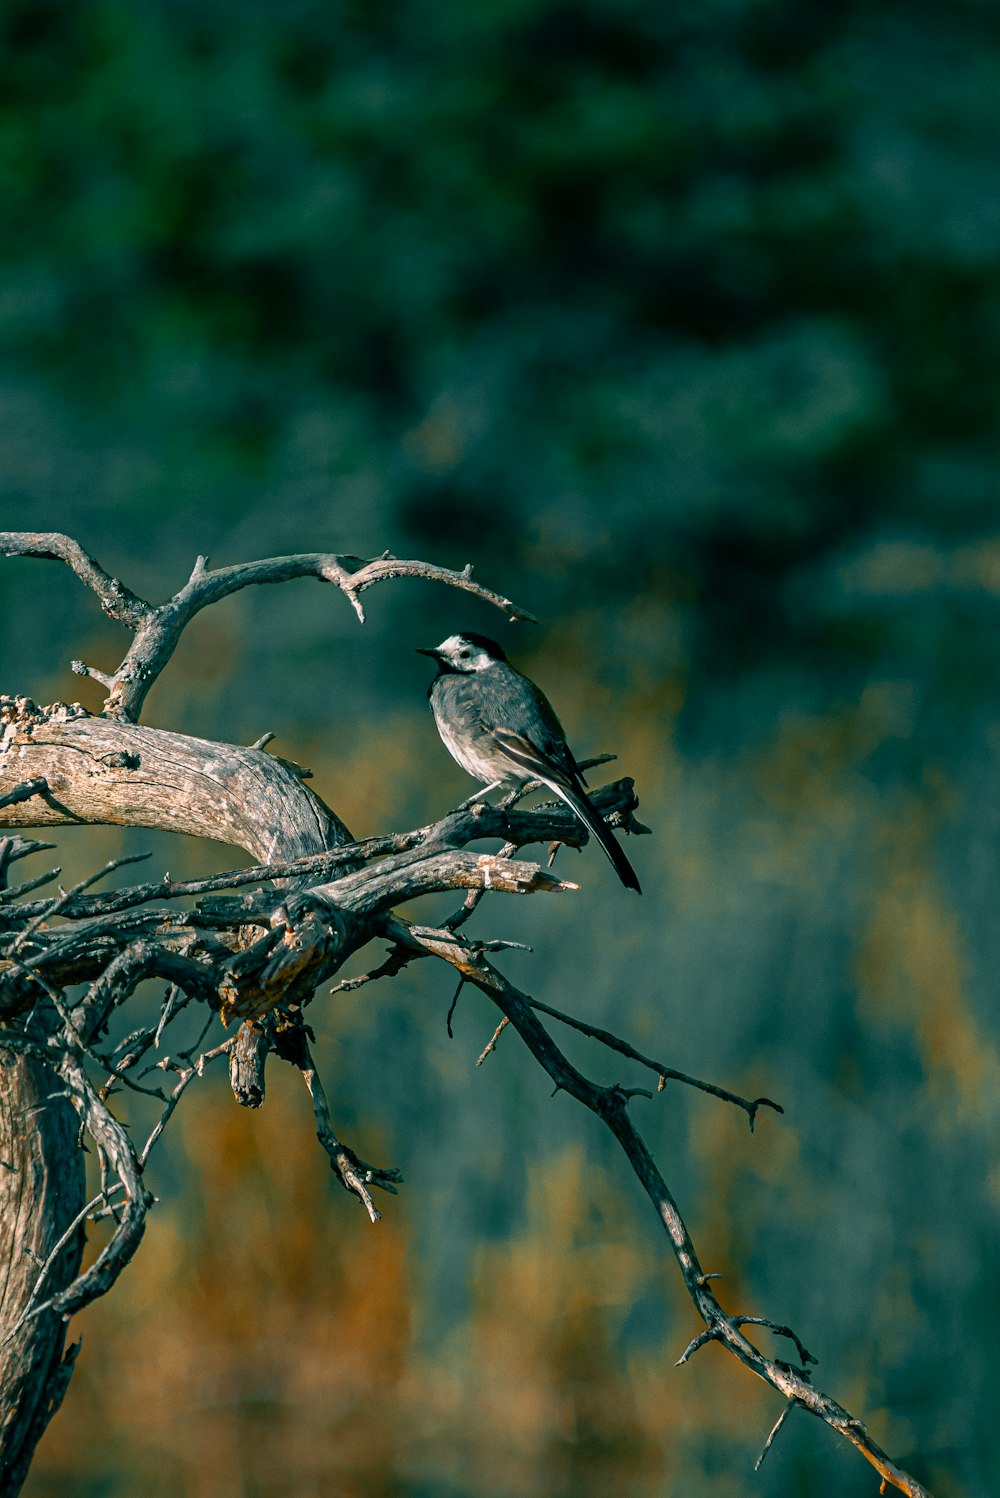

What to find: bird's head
left=416, top=632, right=507, bottom=674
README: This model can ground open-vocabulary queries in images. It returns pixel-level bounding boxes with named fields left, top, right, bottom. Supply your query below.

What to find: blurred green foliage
left=2, top=0, right=999, bottom=1494
left=4, top=0, right=1000, bottom=666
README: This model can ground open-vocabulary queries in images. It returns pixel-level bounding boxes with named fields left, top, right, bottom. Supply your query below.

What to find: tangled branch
left=0, top=773, right=646, bottom=1313
left=0, top=536, right=933, bottom=1497
left=0, top=802, right=932, bottom=1494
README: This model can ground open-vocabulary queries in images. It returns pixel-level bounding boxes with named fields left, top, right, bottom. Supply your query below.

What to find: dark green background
left=2, top=1, right=998, bottom=1493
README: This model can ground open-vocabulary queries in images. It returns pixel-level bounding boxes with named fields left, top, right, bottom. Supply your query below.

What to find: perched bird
left=417, top=632, right=641, bottom=892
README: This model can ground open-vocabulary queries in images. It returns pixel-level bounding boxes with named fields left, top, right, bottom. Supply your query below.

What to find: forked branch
left=382, top=914, right=933, bottom=1498
left=0, top=533, right=535, bottom=722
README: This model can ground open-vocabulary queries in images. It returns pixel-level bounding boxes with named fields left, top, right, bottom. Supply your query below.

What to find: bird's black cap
left=415, top=633, right=509, bottom=662
left=455, top=632, right=508, bottom=660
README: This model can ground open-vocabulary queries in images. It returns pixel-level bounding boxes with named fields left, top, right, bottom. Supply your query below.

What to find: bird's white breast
left=432, top=697, right=501, bottom=783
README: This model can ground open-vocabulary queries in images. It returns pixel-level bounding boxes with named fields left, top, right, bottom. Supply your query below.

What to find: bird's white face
left=434, top=635, right=497, bottom=672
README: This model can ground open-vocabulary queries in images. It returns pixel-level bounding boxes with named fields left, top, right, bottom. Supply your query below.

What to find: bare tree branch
left=0, top=775, right=644, bottom=930
left=382, top=915, right=933, bottom=1498
left=522, top=993, right=783, bottom=1129
left=0, top=533, right=151, bottom=628
left=0, top=534, right=535, bottom=722
left=271, top=1018, right=402, bottom=1221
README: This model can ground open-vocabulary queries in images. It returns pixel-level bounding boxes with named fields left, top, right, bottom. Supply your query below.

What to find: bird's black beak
left=415, top=647, right=440, bottom=660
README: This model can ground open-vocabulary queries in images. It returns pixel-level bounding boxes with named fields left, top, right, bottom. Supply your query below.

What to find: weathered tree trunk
left=0, top=698, right=354, bottom=1491
left=0, top=1044, right=86, bottom=1496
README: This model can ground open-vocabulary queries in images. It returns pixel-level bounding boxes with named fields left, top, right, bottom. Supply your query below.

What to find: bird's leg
left=498, top=779, right=542, bottom=809
left=453, top=780, right=505, bottom=812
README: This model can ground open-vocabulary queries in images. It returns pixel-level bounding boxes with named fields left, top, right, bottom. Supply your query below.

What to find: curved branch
left=523, top=993, right=783, bottom=1129
left=1, top=534, right=535, bottom=722
left=287, top=1026, right=402, bottom=1221
left=24, top=1060, right=149, bottom=1325
left=0, top=533, right=150, bottom=629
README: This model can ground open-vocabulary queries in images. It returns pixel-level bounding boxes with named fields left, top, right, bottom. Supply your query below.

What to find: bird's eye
left=459, top=649, right=470, bottom=659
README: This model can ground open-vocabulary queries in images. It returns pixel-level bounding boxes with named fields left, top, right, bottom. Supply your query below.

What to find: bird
left=417, top=632, right=641, bottom=892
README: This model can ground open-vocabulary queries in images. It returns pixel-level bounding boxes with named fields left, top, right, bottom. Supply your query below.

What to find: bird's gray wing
left=478, top=668, right=579, bottom=783
left=480, top=667, right=641, bottom=892
left=492, top=721, right=642, bottom=892
left=490, top=728, right=576, bottom=788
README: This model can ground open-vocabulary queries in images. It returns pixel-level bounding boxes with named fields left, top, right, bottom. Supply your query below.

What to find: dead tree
left=0, top=532, right=932, bottom=1497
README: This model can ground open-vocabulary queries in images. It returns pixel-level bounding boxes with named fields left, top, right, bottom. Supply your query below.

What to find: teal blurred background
left=2, top=1, right=999, bottom=1493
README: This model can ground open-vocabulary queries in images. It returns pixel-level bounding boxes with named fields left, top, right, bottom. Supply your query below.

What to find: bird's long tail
left=547, top=779, right=642, bottom=893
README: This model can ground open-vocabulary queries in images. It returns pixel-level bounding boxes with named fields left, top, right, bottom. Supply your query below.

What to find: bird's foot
left=498, top=778, right=543, bottom=809
left=453, top=780, right=505, bottom=812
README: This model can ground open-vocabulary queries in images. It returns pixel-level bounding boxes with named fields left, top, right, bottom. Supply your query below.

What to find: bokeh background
left=2, top=0, right=999, bottom=1493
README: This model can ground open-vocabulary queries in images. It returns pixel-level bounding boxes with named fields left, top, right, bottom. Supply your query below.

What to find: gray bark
left=0, top=1043, right=85, bottom=1496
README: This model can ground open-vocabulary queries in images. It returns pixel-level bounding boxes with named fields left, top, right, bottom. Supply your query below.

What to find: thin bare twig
left=476, top=1016, right=510, bottom=1065
left=0, top=866, right=62, bottom=904
left=10, top=852, right=152, bottom=953
left=524, top=994, right=783, bottom=1130
left=140, top=1038, right=233, bottom=1166
left=287, top=1029, right=402, bottom=1221
left=754, top=1400, right=796, bottom=1471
